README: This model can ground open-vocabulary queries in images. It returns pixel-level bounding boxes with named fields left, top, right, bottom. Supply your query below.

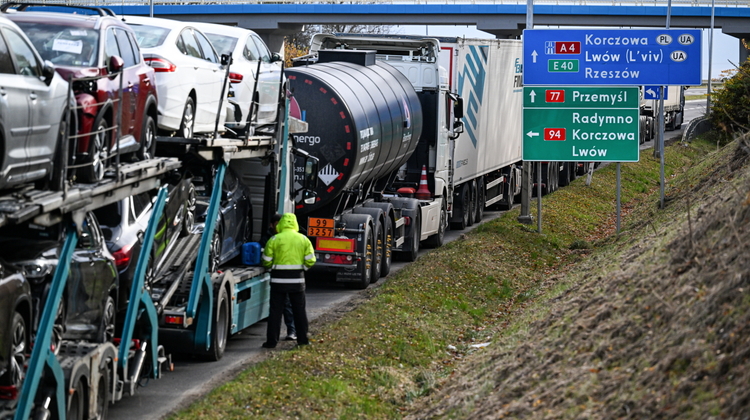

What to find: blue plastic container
left=241, top=242, right=262, bottom=266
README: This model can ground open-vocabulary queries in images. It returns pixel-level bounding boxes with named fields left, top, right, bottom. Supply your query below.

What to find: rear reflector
left=316, top=237, right=355, bottom=252
left=164, top=315, right=184, bottom=326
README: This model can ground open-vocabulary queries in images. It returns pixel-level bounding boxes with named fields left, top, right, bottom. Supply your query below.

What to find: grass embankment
left=170, top=138, right=717, bottom=420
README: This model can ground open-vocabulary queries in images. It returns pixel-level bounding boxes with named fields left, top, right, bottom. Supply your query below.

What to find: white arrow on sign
left=531, top=50, right=538, bottom=63
left=645, top=88, right=657, bottom=98
left=527, top=131, right=540, bottom=138
left=529, top=90, right=537, bottom=103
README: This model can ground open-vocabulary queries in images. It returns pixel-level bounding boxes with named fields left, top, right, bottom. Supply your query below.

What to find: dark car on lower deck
left=0, top=212, right=118, bottom=345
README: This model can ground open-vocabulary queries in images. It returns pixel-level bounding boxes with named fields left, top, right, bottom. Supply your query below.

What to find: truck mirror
left=303, top=190, right=317, bottom=205
left=453, top=97, right=464, bottom=119
left=304, top=157, right=318, bottom=191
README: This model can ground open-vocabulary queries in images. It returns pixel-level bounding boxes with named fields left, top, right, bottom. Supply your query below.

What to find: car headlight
left=18, top=259, right=57, bottom=282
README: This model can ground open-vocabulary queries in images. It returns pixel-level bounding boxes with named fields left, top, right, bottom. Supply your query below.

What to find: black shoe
left=262, top=342, right=276, bottom=349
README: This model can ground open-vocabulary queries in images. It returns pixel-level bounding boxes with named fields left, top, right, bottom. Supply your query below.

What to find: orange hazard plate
left=308, top=217, right=334, bottom=237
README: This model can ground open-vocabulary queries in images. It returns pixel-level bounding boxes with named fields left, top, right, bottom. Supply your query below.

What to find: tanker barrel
left=287, top=53, right=422, bottom=215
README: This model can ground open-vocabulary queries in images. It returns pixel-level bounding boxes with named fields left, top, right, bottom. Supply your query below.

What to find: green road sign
left=523, top=86, right=640, bottom=162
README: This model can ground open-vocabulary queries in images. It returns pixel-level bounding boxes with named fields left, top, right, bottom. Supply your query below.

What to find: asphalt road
left=109, top=101, right=708, bottom=420
left=108, top=213, right=503, bottom=420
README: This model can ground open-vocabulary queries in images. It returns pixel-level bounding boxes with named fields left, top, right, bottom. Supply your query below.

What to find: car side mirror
left=42, top=60, right=55, bottom=86
left=271, top=52, right=282, bottom=63
left=108, top=55, right=124, bottom=77
left=221, top=53, right=232, bottom=67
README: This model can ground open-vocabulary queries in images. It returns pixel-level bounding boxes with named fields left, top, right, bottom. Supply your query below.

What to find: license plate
left=308, top=217, right=334, bottom=237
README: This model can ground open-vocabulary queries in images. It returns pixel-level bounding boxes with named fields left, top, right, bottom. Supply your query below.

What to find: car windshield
left=15, top=22, right=99, bottom=67
left=129, top=24, right=170, bottom=48
left=204, top=33, right=237, bottom=56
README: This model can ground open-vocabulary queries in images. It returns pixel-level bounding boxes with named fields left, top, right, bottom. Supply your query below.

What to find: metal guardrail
left=19, top=0, right=750, bottom=7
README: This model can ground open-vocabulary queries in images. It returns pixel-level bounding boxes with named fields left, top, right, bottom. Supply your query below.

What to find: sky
left=395, top=25, right=740, bottom=80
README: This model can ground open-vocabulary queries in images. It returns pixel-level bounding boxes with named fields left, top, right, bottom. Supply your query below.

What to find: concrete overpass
left=28, top=1, right=750, bottom=60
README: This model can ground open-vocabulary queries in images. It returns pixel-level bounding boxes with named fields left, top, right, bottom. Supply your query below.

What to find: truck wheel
left=94, top=362, right=110, bottom=420
left=97, top=296, right=116, bottom=343
left=474, top=179, right=485, bottom=223
left=370, top=218, right=383, bottom=281
left=467, top=181, right=477, bottom=226
left=66, top=379, right=85, bottom=420
left=206, top=287, right=229, bottom=361
left=451, top=184, right=470, bottom=230
left=403, top=211, right=420, bottom=262
left=424, top=200, right=447, bottom=248
left=559, top=163, right=572, bottom=187
left=353, top=225, right=374, bottom=289
left=137, top=114, right=157, bottom=161
left=380, top=216, right=393, bottom=277
left=499, top=172, right=515, bottom=211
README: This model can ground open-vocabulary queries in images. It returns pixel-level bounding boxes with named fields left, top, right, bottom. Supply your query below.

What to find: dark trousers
left=267, top=282, right=308, bottom=346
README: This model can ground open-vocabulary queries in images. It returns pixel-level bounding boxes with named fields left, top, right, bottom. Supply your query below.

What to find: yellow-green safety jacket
left=262, top=213, right=316, bottom=283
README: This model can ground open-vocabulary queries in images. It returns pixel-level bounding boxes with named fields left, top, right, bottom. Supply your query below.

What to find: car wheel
left=180, top=97, right=195, bottom=139
left=137, top=114, right=157, bottom=161
left=98, top=296, right=116, bottom=343
left=51, top=116, right=69, bottom=192
left=181, top=183, right=196, bottom=237
left=81, top=116, right=110, bottom=183
left=208, top=228, right=222, bottom=273
left=3, top=312, right=27, bottom=389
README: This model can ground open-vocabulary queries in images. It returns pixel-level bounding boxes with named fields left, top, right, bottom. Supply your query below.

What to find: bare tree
left=285, top=24, right=393, bottom=65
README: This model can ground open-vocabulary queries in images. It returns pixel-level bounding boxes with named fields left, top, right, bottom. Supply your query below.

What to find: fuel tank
left=287, top=52, right=423, bottom=215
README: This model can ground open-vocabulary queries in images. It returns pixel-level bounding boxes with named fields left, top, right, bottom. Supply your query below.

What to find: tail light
left=0, top=385, right=19, bottom=400
left=112, top=244, right=133, bottom=270
left=144, top=57, right=176, bottom=72
left=228, top=72, right=243, bottom=83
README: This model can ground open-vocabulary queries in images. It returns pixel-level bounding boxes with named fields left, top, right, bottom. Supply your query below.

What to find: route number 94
left=544, top=128, right=567, bottom=141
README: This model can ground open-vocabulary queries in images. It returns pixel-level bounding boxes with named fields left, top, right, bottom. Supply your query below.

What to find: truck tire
left=401, top=211, right=420, bottom=262
left=467, top=180, right=477, bottom=226
left=474, top=179, right=485, bottom=223
left=559, top=162, right=572, bottom=187
left=499, top=171, right=515, bottom=211
left=380, top=216, right=393, bottom=277
left=206, top=286, right=229, bottom=361
left=94, top=362, right=110, bottom=420
left=424, top=200, right=447, bottom=248
left=451, top=183, right=470, bottom=230
left=353, top=224, right=374, bottom=289
left=66, top=379, right=85, bottom=420
left=371, top=218, right=383, bottom=281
